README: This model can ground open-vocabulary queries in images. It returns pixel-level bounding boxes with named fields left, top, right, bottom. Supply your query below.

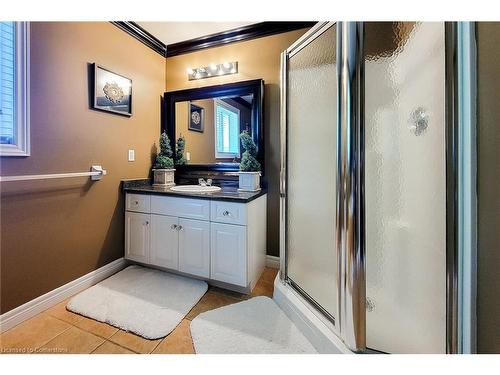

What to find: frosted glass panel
left=286, top=25, right=338, bottom=319
left=365, top=22, right=446, bottom=353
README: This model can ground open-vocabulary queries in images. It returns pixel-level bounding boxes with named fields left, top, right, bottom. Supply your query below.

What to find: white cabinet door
left=210, top=223, right=247, bottom=287
left=150, top=214, right=179, bottom=270
left=178, top=218, right=210, bottom=278
left=125, top=212, right=150, bottom=263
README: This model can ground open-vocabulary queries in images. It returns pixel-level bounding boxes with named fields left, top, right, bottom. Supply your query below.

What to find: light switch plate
left=128, top=149, right=135, bottom=162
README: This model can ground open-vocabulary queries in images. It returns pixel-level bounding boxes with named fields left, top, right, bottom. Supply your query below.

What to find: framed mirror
left=163, top=79, right=264, bottom=174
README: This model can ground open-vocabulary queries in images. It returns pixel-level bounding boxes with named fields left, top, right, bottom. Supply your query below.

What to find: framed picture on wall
left=92, top=63, right=132, bottom=116
left=188, top=103, right=204, bottom=132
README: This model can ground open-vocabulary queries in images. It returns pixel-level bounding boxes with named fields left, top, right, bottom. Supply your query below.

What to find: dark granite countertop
left=122, top=179, right=267, bottom=203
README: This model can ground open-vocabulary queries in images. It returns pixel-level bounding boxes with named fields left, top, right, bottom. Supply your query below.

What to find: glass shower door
left=282, top=23, right=339, bottom=325
left=364, top=22, right=447, bottom=354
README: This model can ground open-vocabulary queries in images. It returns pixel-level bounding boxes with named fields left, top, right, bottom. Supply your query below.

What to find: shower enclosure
left=278, top=22, right=476, bottom=354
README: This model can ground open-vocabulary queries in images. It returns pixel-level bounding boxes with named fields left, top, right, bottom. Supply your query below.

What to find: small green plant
left=239, top=131, right=261, bottom=172
left=175, top=134, right=187, bottom=166
left=154, top=131, right=174, bottom=169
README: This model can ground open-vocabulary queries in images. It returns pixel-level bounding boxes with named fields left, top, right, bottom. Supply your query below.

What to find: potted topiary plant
left=152, top=131, right=175, bottom=187
left=238, top=130, right=261, bottom=192
left=175, top=134, right=188, bottom=166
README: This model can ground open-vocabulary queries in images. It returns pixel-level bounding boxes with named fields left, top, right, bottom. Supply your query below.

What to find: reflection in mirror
left=175, top=94, right=254, bottom=165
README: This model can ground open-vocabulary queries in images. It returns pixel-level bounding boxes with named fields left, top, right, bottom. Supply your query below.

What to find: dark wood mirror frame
left=163, top=79, right=264, bottom=175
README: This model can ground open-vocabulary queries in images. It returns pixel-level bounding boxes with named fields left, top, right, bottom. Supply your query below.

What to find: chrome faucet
left=198, top=178, right=213, bottom=186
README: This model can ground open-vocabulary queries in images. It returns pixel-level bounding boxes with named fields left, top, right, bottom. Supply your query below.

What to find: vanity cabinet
left=124, top=192, right=267, bottom=292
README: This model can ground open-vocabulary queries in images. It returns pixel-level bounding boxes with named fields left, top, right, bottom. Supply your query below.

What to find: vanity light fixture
left=187, top=61, right=238, bottom=81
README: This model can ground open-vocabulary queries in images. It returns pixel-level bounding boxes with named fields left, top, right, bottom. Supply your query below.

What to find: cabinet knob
left=223, top=210, right=230, bottom=216
left=145, top=221, right=149, bottom=225
left=134, top=201, right=139, bottom=205
left=171, top=224, right=178, bottom=230
left=177, top=225, right=183, bottom=231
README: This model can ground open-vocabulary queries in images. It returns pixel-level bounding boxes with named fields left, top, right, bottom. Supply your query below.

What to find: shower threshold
left=273, top=275, right=351, bottom=354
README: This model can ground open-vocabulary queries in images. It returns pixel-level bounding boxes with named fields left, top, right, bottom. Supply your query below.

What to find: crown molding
left=111, top=21, right=166, bottom=56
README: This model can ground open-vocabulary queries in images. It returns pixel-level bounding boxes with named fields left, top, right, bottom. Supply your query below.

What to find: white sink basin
left=170, top=185, right=221, bottom=193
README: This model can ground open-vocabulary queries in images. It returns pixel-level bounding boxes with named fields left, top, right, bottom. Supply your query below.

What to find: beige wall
left=0, top=22, right=165, bottom=313
left=166, top=28, right=310, bottom=256
left=476, top=22, right=500, bottom=354
left=175, top=99, right=216, bottom=164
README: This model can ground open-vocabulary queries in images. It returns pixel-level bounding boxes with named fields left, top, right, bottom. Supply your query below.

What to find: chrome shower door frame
left=445, top=21, right=478, bottom=354
left=336, top=21, right=365, bottom=353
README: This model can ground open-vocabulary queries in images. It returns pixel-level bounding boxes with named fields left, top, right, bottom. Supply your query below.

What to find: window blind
left=215, top=103, right=239, bottom=156
left=0, top=21, right=15, bottom=145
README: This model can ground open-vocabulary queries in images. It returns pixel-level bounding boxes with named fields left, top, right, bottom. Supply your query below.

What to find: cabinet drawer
left=211, top=201, right=247, bottom=225
left=151, top=195, right=210, bottom=221
left=126, top=193, right=151, bottom=213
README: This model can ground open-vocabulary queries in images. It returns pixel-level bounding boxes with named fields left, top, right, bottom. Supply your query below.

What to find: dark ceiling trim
left=111, top=21, right=166, bottom=56
left=166, top=21, right=317, bottom=58
left=111, top=21, right=317, bottom=58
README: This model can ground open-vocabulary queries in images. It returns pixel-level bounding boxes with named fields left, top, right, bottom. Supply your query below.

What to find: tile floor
left=0, top=267, right=279, bottom=354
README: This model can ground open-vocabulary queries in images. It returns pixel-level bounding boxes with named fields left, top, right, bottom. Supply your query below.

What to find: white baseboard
left=266, top=255, right=280, bottom=269
left=0, top=257, right=127, bottom=333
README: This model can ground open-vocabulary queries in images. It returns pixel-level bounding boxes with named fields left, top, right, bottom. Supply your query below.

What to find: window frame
left=213, top=98, right=240, bottom=159
left=0, top=22, right=30, bottom=157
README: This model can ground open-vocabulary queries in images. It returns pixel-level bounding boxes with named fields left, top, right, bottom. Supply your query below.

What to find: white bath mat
left=67, top=265, right=207, bottom=339
left=190, top=296, right=317, bottom=353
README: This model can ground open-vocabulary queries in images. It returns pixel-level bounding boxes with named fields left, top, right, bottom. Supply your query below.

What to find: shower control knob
left=409, top=107, right=429, bottom=136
